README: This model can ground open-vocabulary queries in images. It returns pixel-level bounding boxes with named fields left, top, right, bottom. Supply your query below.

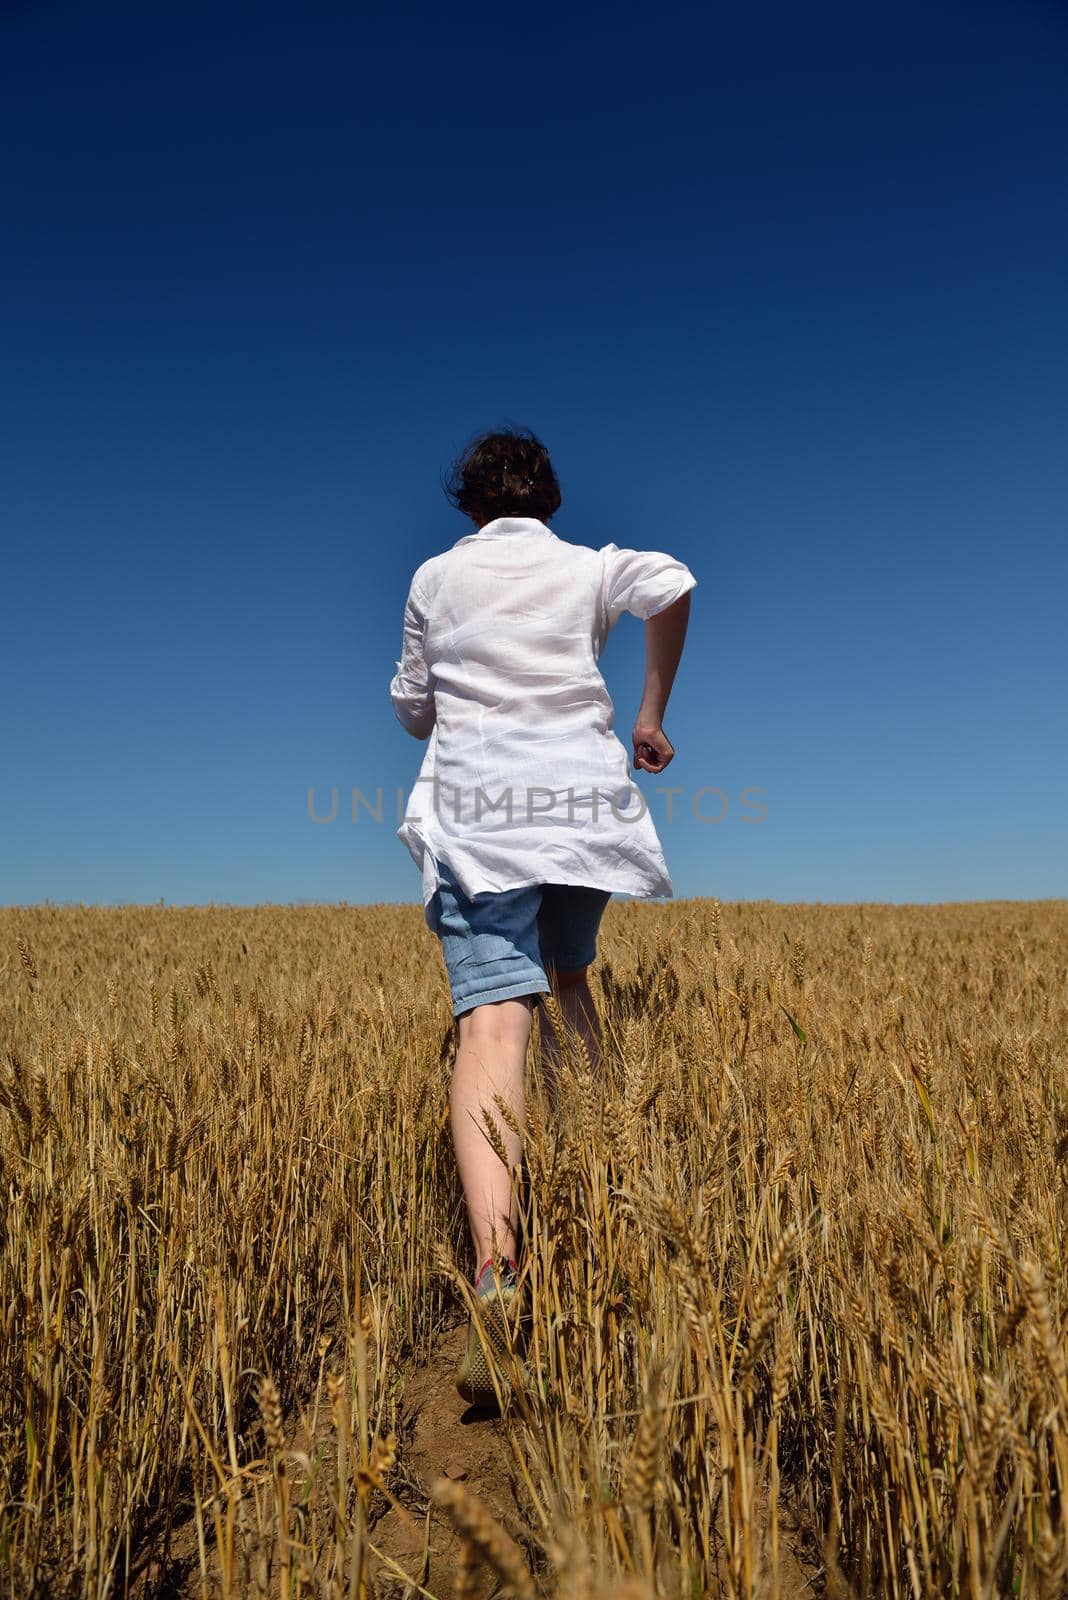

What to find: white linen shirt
left=389, top=517, right=697, bottom=910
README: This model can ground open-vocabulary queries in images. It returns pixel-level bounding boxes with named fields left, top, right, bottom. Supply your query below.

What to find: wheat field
left=1, top=898, right=1065, bottom=1599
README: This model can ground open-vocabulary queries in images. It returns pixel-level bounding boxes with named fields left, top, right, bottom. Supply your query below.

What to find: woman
left=390, top=426, right=695, bottom=1403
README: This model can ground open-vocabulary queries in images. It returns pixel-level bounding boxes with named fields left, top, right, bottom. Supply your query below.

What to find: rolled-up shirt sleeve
left=389, top=577, right=436, bottom=738
left=600, top=543, right=697, bottom=629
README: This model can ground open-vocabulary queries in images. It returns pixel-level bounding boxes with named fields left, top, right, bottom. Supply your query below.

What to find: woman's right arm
left=599, top=543, right=697, bottom=776
left=632, top=591, right=691, bottom=774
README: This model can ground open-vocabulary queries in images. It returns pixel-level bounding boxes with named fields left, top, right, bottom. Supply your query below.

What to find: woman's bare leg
left=534, top=966, right=603, bottom=1112
left=450, top=996, right=533, bottom=1270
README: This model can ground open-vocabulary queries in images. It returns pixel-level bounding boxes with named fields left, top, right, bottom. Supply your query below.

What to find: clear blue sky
left=2, top=1, right=1066, bottom=907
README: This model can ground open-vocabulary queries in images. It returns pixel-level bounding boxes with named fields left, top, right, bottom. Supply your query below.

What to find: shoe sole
left=454, top=1283, right=523, bottom=1405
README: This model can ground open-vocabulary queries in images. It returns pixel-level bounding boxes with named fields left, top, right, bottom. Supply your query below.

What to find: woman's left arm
left=390, top=578, right=437, bottom=739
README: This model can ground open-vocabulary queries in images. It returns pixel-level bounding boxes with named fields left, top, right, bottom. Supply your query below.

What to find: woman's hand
left=632, top=722, right=675, bottom=774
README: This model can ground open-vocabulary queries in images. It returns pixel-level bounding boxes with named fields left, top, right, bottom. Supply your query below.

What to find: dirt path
left=163, top=1314, right=820, bottom=1599
left=368, top=1319, right=532, bottom=1599
left=367, top=1323, right=821, bottom=1600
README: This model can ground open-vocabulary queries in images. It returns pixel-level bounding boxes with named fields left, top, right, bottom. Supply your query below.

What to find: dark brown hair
left=442, top=425, right=562, bottom=526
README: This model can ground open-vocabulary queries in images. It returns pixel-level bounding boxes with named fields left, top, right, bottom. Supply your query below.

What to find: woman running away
left=390, top=426, right=695, bottom=1404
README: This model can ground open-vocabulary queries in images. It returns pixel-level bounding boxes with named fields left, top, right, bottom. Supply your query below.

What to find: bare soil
left=162, top=1312, right=820, bottom=1599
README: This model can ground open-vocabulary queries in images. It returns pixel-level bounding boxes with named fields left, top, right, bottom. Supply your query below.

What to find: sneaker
left=454, top=1257, right=522, bottom=1405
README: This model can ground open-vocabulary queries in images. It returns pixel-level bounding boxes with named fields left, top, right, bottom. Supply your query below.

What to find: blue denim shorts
left=425, top=861, right=613, bottom=1018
